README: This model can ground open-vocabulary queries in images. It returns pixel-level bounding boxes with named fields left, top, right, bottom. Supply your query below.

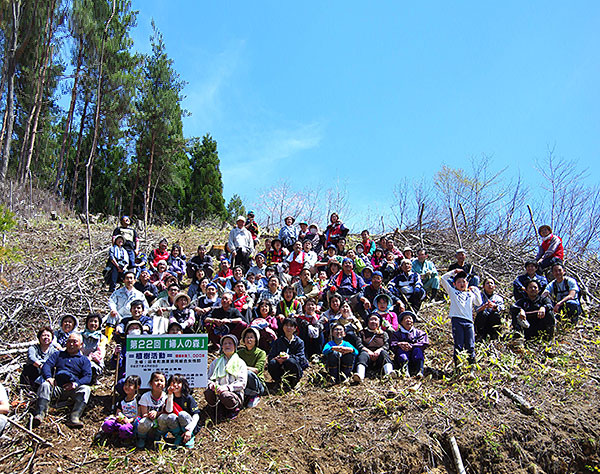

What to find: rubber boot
left=400, top=360, right=410, bottom=377
left=414, top=359, right=424, bottom=378
left=32, top=398, right=49, bottom=428
left=66, top=399, right=86, bottom=428
left=383, top=363, right=394, bottom=376
left=352, top=364, right=366, bottom=384
left=136, top=434, right=147, bottom=449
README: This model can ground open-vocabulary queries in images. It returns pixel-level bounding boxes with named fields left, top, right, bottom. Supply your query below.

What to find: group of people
left=7, top=213, right=582, bottom=449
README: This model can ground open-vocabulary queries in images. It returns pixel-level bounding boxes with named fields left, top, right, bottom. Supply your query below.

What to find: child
left=267, top=238, right=285, bottom=266
left=268, top=318, right=309, bottom=389
left=54, top=315, right=78, bottom=350
left=440, top=269, right=482, bottom=368
left=136, top=371, right=167, bottom=449
left=297, top=298, right=324, bottom=358
left=81, top=313, right=107, bottom=383
left=322, top=323, right=358, bottom=383
left=101, top=375, right=141, bottom=444
left=245, top=272, right=258, bottom=300
left=169, top=293, right=195, bottom=334
left=370, top=247, right=385, bottom=272
left=157, top=374, right=200, bottom=448
left=372, top=294, right=399, bottom=333
left=390, top=311, right=429, bottom=377
left=167, top=244, right=186, bottom=281
left=250, top=300, right=278, bottom=352
left=233, top=281, right=253, bottom=320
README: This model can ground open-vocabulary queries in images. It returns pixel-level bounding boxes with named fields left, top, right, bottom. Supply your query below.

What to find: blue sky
left=130, top=1, right=600, bottom=227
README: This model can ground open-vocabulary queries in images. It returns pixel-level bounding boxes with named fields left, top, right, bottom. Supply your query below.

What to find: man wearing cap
left=107, top=271, right=148, bottom=340
left=412, top=249, right=441, bottom=300
left=32, top=333, right=92, bottom=429
left=536, top=225, right=564, bottom=271
left=227, top=216, right=254, bottom=272
left=388, top=259, right=426, bottom=313
left=328, top=258, right=366, bottom=308
left=513, top=261, right=548, bottom=301
left=448, top=249, right=480, bottom=288
left=278, top=216, right=298, bottom=251
left=297, top=220, right=309, bottom=241
left=357, top=270, right=403, bottom=320
left=112, top=215, right=139, bottom=268
left=245, top=211, right=260, bottom=247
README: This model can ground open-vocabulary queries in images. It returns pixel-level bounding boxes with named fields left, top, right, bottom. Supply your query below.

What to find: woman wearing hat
left=390, top=311, right=429, bottom=378
left=169, top=292, right=195, bottom=334
left=536, top=225, right=564, bottom=271
left=205, top=335, right=248, bottom=419
left=278, top=216, right=298, bottom=252
left=237, top=327, right=267, bottom=407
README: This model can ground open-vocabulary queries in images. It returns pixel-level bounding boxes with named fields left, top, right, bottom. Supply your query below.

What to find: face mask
left=128, top=329, right=141, bottom=336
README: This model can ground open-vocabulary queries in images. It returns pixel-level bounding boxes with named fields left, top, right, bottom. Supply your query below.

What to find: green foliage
left=226, top=194, right=245, bottom=224
left=186, top=134, right=227, bottom=221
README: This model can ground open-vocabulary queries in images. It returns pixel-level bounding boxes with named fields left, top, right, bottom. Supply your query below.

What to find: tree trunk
left=85, top=0, right=116, bottom=253
left=68, top=93, right=89, bottom=207
left=20, top=0, right=56, bottom=183
left=0, top=0, right=22, bottom=182
left=54, top=35, right=83, bottom=194
left=128, top=157, right=141, bottom=217
left=143, top=132, right=155, bottom=229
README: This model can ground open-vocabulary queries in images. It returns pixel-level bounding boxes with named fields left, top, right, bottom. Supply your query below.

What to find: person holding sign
left=204, top=335, right=248, bottom=420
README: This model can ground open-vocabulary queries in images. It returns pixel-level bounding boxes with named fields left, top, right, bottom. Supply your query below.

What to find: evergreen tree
left=186, top=134, right=227, bottom=221
left=226, top=194, right=245, bottom=223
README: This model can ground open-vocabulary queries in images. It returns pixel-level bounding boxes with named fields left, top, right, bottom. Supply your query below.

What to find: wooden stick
left=458, top=203, right=468, bottom=232
left=527, top=205, right=540, bottom=245
left=501, top=387, right=534, bottom=415
left=6, top=417, right=53, bottom=446
left=449, top=208, right=463, bottom=249
left=418, top=203, right=425, bottom=249
left=449, top=436, right=467, bottom=474
left=112, top=348, right=121, bottom=408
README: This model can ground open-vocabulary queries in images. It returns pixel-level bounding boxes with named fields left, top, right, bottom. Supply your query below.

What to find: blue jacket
left=41, top=350, right=93, bottom=386
left=268, top=335, right=309, bottom=369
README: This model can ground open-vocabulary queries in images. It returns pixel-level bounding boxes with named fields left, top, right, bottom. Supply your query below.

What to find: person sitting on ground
left=294, top=268, right=320, bottom=306
left=148, top=283, right=181, bottom=334
left=150, top=260, right=172, bottom=293
left=513, top=261, right=548, bottom=301
left=441, top=269, right=482, bottom=368
left=136, top=371, right=167, bottom=448
left=336, top=300, right=364, bottom=341
left=106, top=234, right=130, bottom=292
left=315, top=244, right=339, bottom=275
left=225, top=265, right=248, bottom=292
left=328, top=258, right=366, bottom=309
left=169, top=293, right=195, bottom=334
left=279, top=216, right=299, bottom=252
left=402, top=247, right=415, bottom=262
left=192, top=283, right=220, bottom=331
left=101, top=374, right=141, bottom=444
left=276, top=285, right=302, bottom=327
left=448, top=249, right=480, bottom=288
left=536, top=225, right=564, bottom=271
left=304, top=223, right=324, bottom=258
left=33, top=333, right=92, bottom=429
left=21, top=326, right=59, bottom=389
left=510, top=279, right=555, bottom=340
left=324, top=213, right=349, bottom=247
left=475, top=278, right=505, bottom=340
left=249, top=300, right=278, bottom=352
left=0, top=382, right=9, bottom=436
left=81, top=313, right=107, bottom=383
left=321, top=293, right=343, bottom=335
left=247, top=252, right=267, bottom=281
left=357, top=270, right=403, bottom=320
left=204, top=292, right=249, bottom=348
left=345, top=249, right=366, bottom=275
left=232, top=281, right=254, bottom=322
left=352, top=313, right=394, bottom=383
left=267, top=238, right=287, bottom=267
left=388, top=259, right=426, bottom=313
left=380, top=250, right=399, bottom=283
left=54, top=314, right=78, bottom=351
left=297, top=220, right=309, bottom=241
left=237, top=327, right=267, bottom=408
left=385, top=240, right=402, bottom=258
left=188, top=244, right=213, bottom=279
left=257, top=275, right=283, bottom=308
left=370, top=247, right=385, bottom=272
left=205, top=335, right=247, bottom=419
left=296, top=298, right=324, bottom=359
left=361, top=266, right=374, bottom=286
left=134, top=269, right=159, bottom=305
left=360, top=229, right=376, bottom=256
left=115, top=299, right=153, bottom=352
left=286, top=240, right=307, bottom=278
left=157, top=374, right=200, bottom=448
left=390, top=311, right=429, bottom=378
left=245, top=211, right=260, bottom=247
left=268, top=317, right=308, bottom=389
left=412, top=249, right=441, bottom=300
left=187, top=266, right=207, bottom=301
left=149, top=238, right=170, bottom=271
left=542, top=263, right=582, bottom=324
left=167, top=244, right=186, bottom=282
left=371, top=293, right=399, bottom=334
left=214, top=258, right=233, bottom=287
left=302, top=239, right=318, bottom=274
left=323, top=324, right=358, bottom=383
left=335, top=237, right=348, bottom=257
left=112, top=215, right=139, bottom=269
left=227, top=216, right=254, bottom=272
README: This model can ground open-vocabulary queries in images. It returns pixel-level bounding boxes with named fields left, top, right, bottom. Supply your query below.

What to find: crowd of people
left=2, top=212, right=582, bottom=448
